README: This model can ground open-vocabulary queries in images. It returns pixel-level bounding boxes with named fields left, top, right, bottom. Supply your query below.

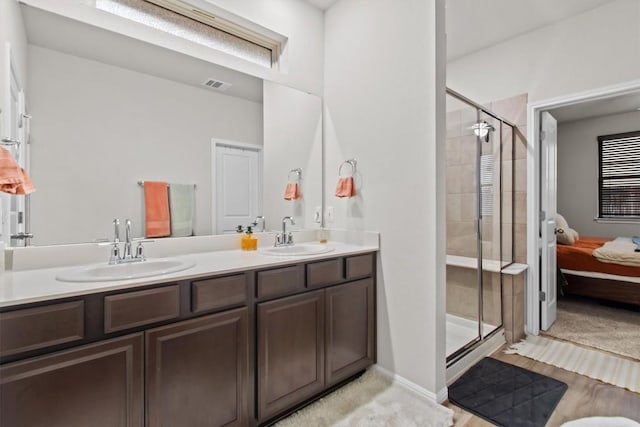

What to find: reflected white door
left=540, top=111, right=558, bottom=330
left=214, top=143, right=262, bottom=234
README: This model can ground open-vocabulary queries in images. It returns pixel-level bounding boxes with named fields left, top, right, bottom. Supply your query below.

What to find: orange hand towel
left=284, top=182, right=302, bottom=200
left=335, top=177, right=356, bottom=198
left=0, top=147, right=35, bottom=195
left=144, top=181, right=171, bottom=237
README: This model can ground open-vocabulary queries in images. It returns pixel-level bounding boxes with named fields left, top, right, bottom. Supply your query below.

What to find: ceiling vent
left=203, top=78, right=232, bottom=91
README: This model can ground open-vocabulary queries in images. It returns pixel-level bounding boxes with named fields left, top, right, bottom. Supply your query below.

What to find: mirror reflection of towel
left=284, top=182, right=302, bottom=200
left=335, top=177, right=356, bottom=198
left=169, top=184, right=194, bottom=237
left=0, top=147, right=35, bottom=195
left=144, top=181, right=170, bottom=237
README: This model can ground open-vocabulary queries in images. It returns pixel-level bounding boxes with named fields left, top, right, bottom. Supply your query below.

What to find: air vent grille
left=203, top=78, right=232, bottom=91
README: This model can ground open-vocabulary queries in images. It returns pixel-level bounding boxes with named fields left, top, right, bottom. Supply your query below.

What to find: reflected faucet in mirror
left=102, top=218, right=153, bottom=264
left=275, top=216, right=295, bottom=247
left=252, top=216, right=266, bottom=232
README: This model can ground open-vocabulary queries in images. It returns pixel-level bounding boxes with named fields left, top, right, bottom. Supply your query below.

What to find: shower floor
left=446, top=314, right=497, bottom=357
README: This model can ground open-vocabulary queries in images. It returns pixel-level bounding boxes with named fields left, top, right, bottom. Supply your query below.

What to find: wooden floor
left=445, top=345, right=640, bottom=426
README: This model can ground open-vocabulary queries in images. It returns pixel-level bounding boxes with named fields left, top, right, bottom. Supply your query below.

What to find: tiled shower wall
left=446, top=93, right=528, bottom=343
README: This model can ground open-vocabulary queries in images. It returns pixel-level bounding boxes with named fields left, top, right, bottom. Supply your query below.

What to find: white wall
left=557, top=110, right=640, bottom=237
left=324, top=0, right=447, bottom=398
left=263, top=81, right=322, bottom=232
left=447, top=0, right=640, bottom=104
left=28, top=45, right=262, bottom=245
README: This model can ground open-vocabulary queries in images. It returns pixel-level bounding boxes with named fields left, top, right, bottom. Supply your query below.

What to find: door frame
left=210, top=138, right=263, bottom=234
left=525, top=79, right=640, bottom=336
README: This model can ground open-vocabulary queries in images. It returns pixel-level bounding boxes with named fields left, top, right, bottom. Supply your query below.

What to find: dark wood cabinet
left=0, top=333, right=144, bottom=427
left=146, top=307, right=248, bottom=427
left=257, top=290, right=325, bottom=422
left=1, top=251, right=376, bottom=426
left=325, top=278, right=375, bottom=386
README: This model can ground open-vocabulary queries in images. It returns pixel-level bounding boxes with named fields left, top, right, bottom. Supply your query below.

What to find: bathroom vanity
left=0, top=245, right=377, bottom=427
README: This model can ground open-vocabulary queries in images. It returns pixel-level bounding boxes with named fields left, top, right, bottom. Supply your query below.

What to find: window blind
left=598, top=131, right=640, bottom=218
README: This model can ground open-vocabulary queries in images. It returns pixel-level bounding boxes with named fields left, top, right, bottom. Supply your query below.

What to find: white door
left=540, top=111, right=558, bottom=330
left=1, top=45, right=30, bottom=247
left=214, top=143, right=262, bottom=234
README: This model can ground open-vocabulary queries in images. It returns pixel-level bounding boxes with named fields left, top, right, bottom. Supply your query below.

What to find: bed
left=557, top=237, right=640, bottom=306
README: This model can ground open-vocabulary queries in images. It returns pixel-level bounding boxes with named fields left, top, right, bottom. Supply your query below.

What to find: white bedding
left=592, top=237, right=640, bottom=268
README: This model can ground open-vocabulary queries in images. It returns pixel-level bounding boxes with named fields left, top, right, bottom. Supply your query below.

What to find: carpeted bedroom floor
left=543, top=296, right=640, bottom=360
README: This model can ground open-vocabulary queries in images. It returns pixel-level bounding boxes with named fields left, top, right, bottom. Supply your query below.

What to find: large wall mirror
left=15, top=3, right=322, bottom=246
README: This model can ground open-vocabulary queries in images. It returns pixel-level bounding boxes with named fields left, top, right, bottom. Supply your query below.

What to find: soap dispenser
left=242, top=226, right=257, bottom=251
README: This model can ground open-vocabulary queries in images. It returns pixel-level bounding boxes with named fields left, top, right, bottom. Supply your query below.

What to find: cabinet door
left=325, top=279, right=375, bottom=386
left=258, top=290, right=324, bottom=422
left=0, top=333, right=143, bottom=427
left=146, top=307, right=248, bottom=427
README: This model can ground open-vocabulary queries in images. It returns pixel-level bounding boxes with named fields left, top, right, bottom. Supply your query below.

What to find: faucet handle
left=133, top=239, right=154, bottom=261
left=286, top=232, right=294, bottom=245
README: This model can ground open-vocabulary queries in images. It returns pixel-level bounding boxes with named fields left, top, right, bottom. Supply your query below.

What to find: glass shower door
left=445, top=93, right=481, bottom=358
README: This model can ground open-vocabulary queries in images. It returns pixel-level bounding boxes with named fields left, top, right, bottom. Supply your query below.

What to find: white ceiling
left=446, top=0, right=618, bottom=61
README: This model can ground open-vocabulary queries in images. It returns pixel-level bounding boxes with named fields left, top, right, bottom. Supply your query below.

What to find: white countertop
left=0, top=241, right=378, bottom=308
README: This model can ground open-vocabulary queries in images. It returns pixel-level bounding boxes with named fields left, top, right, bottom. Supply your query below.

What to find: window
left=96, top=0, right=281, bottom=69
left=598, top=131, right=640, bottom=219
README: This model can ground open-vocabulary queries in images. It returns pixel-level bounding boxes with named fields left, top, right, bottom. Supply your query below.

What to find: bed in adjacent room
left=557, top=237, right=640, bottom=306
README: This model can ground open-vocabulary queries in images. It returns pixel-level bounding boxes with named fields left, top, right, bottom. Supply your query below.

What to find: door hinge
left=539, top=211, right=546, bottom=222
left=539, top=291, right=547, bottom=302
left=540, top=130, right=546, bottom=141
left=17, top=212, right=23, bottom=224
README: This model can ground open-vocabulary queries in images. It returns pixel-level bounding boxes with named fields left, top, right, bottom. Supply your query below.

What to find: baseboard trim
left=373, top=365, right=449, bottom=404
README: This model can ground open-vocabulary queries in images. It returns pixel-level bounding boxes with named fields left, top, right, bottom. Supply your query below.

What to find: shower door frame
left=445, top=88, right=516, bottom=366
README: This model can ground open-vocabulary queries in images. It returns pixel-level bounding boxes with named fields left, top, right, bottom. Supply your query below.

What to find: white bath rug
left=275, top=368, right=454, bottom=427
left=506, top=335, right=640, bottom=393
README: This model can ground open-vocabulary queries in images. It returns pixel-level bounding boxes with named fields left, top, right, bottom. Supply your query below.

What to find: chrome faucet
left=123, top=219, right=133, bottom=260
left=275, top=216, right=295, bottom=247
left=103, top=218, right=152, bottom=264
left=252, top=216, right=266, bottom=232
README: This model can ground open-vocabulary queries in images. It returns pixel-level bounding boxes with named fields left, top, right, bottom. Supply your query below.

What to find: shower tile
left=447, top=166, right=462, bottom=194
left=515, top=127, right=528, bottom=159
left=448, top=236, right=478, bottom=258
left=514, top=159, right=527, bottom=192
left=502, top=223, right=514, bottom=263
left=492, top=93, right=528, bottom=127
left=502, top=193, right=513, bottom=226
left=501, top=126, right=514, bottom=160
left=460, top=193, right=475, bottom=221
left=502, top=160, right=513, bottom=192
left=459, top=135, right=477, bottom=164
left=446, top=137, right=462, bottom=165
left=447, top=194, right=462, bottom=222
left=447, top=109, right=462, bottom=138
left=514, top=224, right=527, bottom=263
left=514, top=192, right=527, bottom=225
left=460, top=165, right=476, bottom=193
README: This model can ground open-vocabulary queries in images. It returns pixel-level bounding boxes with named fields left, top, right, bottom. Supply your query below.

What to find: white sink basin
left=56, top=258, right=196, bottom=282
left=260, top=243, right=334, bottom=257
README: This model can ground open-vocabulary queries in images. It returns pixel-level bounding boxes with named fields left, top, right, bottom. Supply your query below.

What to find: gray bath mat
left=448, top=357, right=567, bottom=427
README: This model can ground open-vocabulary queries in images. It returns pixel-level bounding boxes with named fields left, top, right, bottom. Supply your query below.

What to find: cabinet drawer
left=192, top=274, right=247, bottom=314
left=256, top=265, right=304, bottom=299
left=104, top=286, right=180, bottom=333
left=0, top=301, right=84, bottom=357
left=307, top=258, right=343, bottom=288
left=346, top=254, right=374, bottom=280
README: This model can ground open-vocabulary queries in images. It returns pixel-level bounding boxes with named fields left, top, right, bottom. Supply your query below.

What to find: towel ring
left=288, top=168, right=302, bottom=182
left=338, top=159, right=357, bottom=177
